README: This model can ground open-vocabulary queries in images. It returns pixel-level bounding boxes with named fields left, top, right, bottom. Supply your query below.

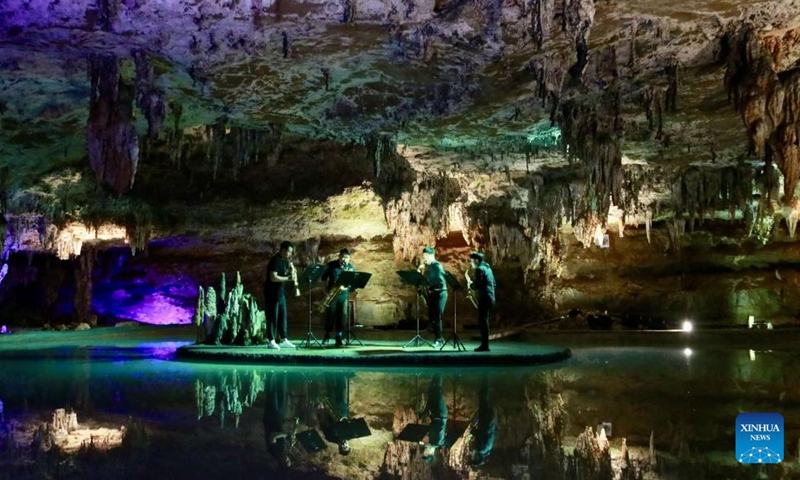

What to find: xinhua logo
left=736, top=413, right=783, bottom=464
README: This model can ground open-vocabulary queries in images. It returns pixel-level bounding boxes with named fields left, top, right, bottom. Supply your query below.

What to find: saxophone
left=289, top=262, right=301, bottom=297
left=464, top=268, right=479, bottom=309
left=317, top=285, right=345, bottom=313
left=316, top=264, right=352, bottom=313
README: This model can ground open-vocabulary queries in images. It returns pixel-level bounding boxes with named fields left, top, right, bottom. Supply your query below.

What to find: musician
left=470, top=374, right=497, bottom=467
left=320, top=249, right=356, bottom=347
left=420, top=246, right=447, bottom=348
left=422, top=373, right=447, bottom=463
left=264, top=371, right=294, bottom=469
left=264, top=241, right=297, bottom=350
left=467, top=252, right=496, bottom=352
left=319, top=372, right=352, bottom=456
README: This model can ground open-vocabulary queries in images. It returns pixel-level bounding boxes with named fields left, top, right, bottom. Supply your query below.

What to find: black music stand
left=335, top=271, right=371, bottom=346
left=298, top=264, right=326, bottom=349
left=442, top=271, right=467, bottom=352
left=397, top=270, right=433, bottom=348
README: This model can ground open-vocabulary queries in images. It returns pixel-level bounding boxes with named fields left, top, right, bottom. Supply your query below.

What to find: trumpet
left=464, top=268, right=478, bottom=309
left=289, top=262, right=301, bottom=297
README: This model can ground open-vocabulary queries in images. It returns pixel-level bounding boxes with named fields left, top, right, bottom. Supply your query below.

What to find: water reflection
left=0, top=346, right=798, bottom=479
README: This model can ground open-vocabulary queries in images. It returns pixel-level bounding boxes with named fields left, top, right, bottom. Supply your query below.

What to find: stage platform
left=175, top=339, right=571, bottom=367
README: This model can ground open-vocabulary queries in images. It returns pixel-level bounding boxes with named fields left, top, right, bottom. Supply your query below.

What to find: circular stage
left=176, top=340, right=572, bottom=367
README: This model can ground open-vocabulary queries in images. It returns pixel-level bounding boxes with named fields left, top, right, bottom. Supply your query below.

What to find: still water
left=0, top=342, right=797, bottom=479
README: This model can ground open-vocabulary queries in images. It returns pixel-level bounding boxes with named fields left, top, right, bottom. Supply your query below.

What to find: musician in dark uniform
left=320, top=249, right=356, bottom=347
left=319, top=372, right=352, bottom=456
left=470, top=374, right=497, bottom=468
left=421, top=246, right=447, bottom=348
left=466, top=252, right=496, bottom=352
left=264, top=371, right=294, bottom=469
left=264, top=241, right=297, bottom=350
left=422, top=373, right=447, bottom=462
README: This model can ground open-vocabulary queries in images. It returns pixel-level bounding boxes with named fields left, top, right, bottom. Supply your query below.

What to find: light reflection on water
left=0, top=345, right=797, bottom=479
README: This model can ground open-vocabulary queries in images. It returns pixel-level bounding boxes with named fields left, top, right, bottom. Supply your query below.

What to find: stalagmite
left=194, top=286, right=206, bottom=343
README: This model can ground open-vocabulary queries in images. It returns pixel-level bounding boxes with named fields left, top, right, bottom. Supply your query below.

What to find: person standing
left=470, top=374, right=497, bottom=468
left=264, top=241, right=297, bottom=350
left=466, top=252, right=496, bottom=352
left=420, top=246, right=447, bottom=348
left=422, top=373, right=448, bottom=463
left=320, top=249, right=356, bottom=347
left=263, top=371, right=295, bottom=469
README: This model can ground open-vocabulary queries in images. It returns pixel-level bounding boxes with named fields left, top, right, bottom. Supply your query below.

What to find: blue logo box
left=736, top=413, right=783, bottom=464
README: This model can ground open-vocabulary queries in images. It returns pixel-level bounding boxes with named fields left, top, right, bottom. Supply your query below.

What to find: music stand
left=332, top=417, right=371, bottom=440
left=397, top=270, right=433, bottom=348
left=441, top=271, right=467, bottom=352
left=296, top=429, right=328, bottom=453
left=298, top=264, right=326, bottom=349
left=334, top=271, right=371, bottom=346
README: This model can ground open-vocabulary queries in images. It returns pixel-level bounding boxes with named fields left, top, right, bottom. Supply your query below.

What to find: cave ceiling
left=0, top=0, right=798, bottom=237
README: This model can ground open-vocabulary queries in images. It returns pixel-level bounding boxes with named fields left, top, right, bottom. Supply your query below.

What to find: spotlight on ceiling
left=682, top=320, right=693, bottom=333
left=683, top=347, right=693, bottom=358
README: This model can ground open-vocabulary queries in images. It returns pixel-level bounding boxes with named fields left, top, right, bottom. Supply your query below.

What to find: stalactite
left=367, top=133, right=394, bottom=178
left=643, top=86, right=664, bottom=137
left=563, top=0, right=596, bottom=80
left=206, top=121, right=226, bottom=181
left=557, top=97, right=623, bottom=226
left=723, top=22, right=800, bottom=202
left=529, top=0, right=553, bottom=50
left=784, top=204, right=799, bottom=238
left=665, top=60, right=679, bottom=112
left=528, top=53, right=566, bottom=108
left=133, top=50, right=166, bottom=139
left=382, top=170, right=459, bottom=262
left=666, top=217, right=685, bottom=251
left=86, top=54, right=139, bottom=195
left=645, top=209, right=652, bottom=244
left=97, top=0, right=120, bottom=32
left=673, top=164, right=754, bottom=221
left=627, top=19, right=637, bottom=68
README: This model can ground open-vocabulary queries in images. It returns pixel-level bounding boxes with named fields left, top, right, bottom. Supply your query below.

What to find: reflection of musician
left=423, top=373, right=447, bottom=462
left=467, top=252, right=496, bottom=352
left=320, top=249, right=356, bottom=347
left=421, top=246, right=447, bottom=348
left=319, top=372, right=352, bottom=456
left=264, top=241, right=297, bottom=350
left=470, top=375, right=497, bottom=468
left=264, top=371, right=294, bottom=469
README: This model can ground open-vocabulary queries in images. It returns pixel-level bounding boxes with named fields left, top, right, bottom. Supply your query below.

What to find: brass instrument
left=289, top=262, right=301, bottom=297
left=464, top=268, right=479, bottom=309
left=317, top=286, right=345, bottom=313
left=316, top=263, right=354, bottom=313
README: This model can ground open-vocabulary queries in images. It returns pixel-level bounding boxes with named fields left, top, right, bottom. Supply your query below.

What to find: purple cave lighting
left=116, top=293, right=193, bottom=325
left=0, top=325, right=7, bottom=334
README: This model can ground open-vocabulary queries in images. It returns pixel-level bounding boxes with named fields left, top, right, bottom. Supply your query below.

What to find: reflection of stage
left=176, top=340, right=571, bottom=367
